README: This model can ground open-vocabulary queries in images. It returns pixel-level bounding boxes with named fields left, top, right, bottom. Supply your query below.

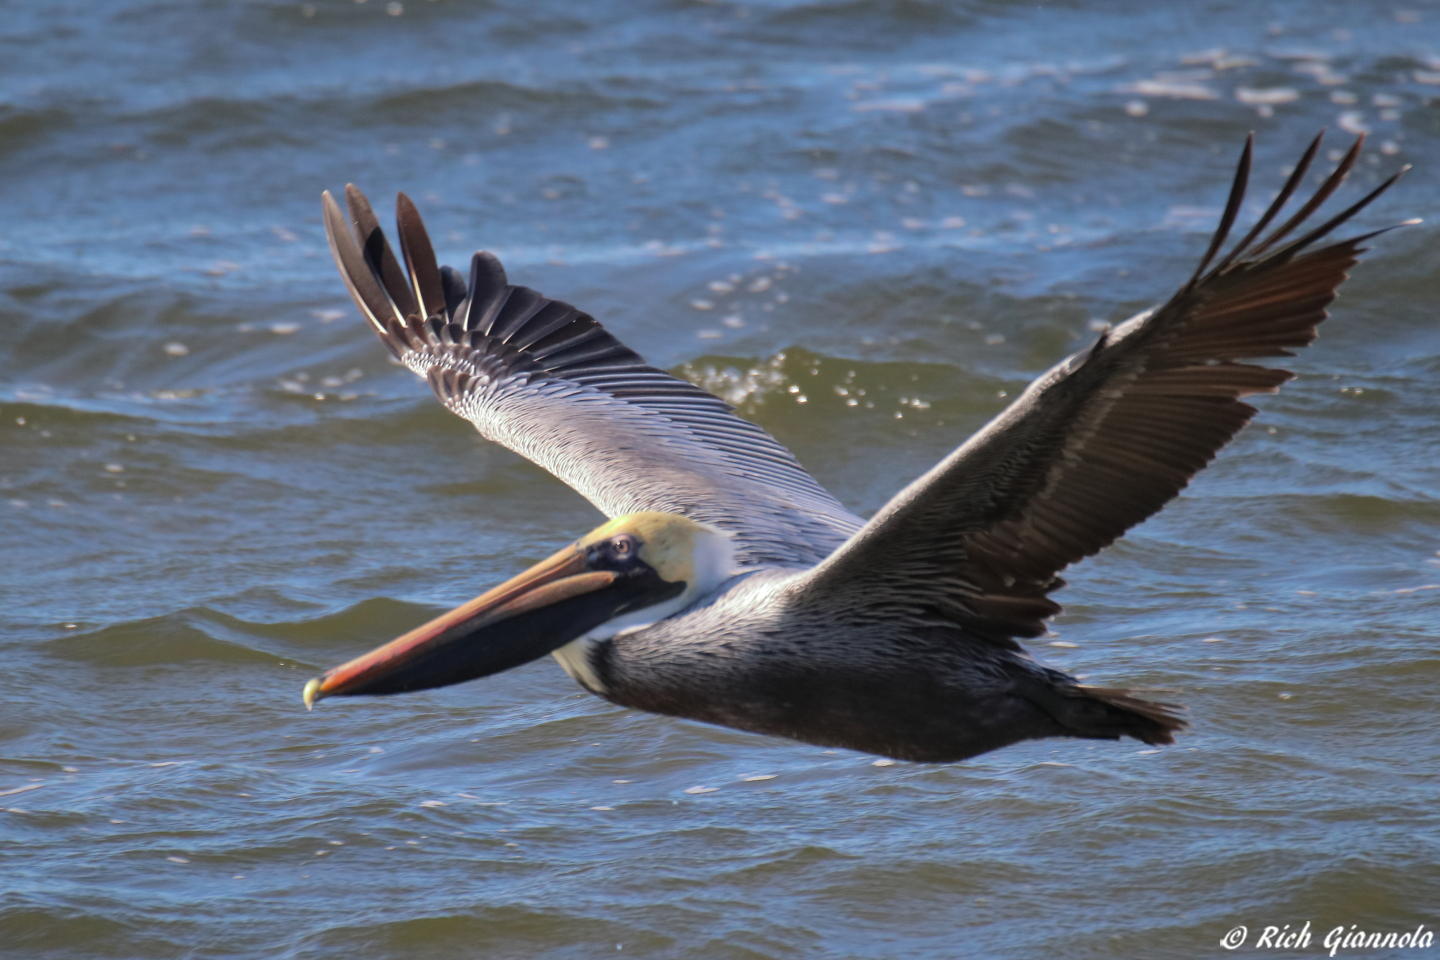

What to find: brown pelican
left=301, top=133, right=1405, bottom=762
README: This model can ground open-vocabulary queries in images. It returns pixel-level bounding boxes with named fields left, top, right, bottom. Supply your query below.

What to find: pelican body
left=303, top=134, right=1405, bottom=762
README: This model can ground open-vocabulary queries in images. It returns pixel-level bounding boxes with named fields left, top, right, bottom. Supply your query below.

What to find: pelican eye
left=588, top=533, right=643, bottom=569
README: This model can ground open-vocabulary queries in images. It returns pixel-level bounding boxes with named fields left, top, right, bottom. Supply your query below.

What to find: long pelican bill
left=302, top=539, right=683, bottom=708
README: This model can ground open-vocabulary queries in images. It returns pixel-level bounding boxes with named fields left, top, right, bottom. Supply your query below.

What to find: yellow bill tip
left=302, top=677, right=322, bottom=711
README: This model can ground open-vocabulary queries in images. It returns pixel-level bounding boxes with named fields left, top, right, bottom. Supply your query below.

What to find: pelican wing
left=322, top=187, right=862, bottom=567
left=798, top=134, right=1406, bottom=643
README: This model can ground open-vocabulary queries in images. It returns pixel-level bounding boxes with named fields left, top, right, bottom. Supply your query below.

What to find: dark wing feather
left=321, top=187, right=862, bottom=567
left=796, top=134, right=1407, bottom=643
left=395, top=192, right=446, bottom=320
left=346, top=185, right=419, bottom=322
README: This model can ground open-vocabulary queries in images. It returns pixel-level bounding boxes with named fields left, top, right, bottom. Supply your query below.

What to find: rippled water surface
left=3, top=2, right=1439, bottom=958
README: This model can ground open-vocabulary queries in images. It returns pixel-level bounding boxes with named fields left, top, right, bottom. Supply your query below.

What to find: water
left=3, top=2, right=1439, bottom=957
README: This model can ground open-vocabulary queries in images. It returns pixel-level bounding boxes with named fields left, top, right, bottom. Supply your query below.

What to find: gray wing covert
left=322, top=187, right=861, bottom=568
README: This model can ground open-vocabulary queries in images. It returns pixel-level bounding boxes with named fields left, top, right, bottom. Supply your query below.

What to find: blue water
left=2, top=2, right=1438, bottom=958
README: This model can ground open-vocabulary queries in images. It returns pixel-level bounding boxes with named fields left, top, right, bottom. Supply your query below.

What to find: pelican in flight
left=302, top=133, right=1404, bottom=762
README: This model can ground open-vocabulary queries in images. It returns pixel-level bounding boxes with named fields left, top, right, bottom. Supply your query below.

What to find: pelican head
left=302, top=512, right=734, bottom=708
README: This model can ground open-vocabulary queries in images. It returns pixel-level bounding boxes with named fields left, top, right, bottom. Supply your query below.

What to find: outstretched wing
left=796, top=133, right=1408, bottom=643
left=322, top=187, right=862, bottom=568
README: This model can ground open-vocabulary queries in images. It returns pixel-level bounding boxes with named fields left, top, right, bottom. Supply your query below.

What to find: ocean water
left=1, top=2, right=1438, bottom=958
